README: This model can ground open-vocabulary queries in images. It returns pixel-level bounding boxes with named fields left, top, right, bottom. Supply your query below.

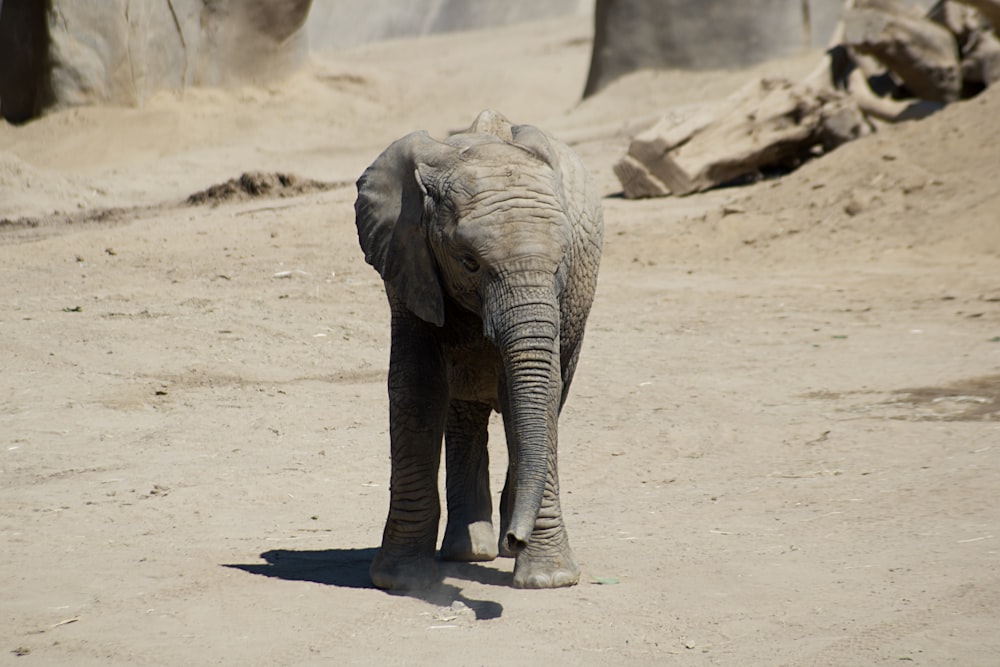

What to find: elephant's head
left=355, top=117, right=573, bottom=555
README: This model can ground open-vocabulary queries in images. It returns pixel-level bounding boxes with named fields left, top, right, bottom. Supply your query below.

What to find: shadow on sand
left=224, top=547, right=505, bottom=620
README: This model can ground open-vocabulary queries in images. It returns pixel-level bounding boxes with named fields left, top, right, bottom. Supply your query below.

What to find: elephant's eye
left=460, top=254, right=480, bottom=273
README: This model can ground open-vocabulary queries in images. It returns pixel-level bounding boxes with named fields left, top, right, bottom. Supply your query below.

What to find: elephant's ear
left=355, top=131, right=457, bottom=326
left=510, top=124, right=559, bottom=168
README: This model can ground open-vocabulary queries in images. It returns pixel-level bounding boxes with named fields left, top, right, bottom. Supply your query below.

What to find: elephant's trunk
left=484, top=274, right=561, bottom=555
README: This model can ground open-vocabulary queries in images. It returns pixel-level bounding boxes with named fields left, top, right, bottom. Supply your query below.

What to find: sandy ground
left=2, top=15, right=999, bottom=666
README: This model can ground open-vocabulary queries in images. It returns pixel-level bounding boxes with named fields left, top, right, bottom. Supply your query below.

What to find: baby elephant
left=354, top=110, right=604, bottom=590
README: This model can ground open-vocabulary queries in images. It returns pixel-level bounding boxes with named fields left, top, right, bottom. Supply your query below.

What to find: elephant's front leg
left=370, top=302, right=448, bottom=591
left=497, top=378, right=580, bottom=589
left=512, top=438, right=579, bottom=588
left=441, top=400, right=497, bottom=562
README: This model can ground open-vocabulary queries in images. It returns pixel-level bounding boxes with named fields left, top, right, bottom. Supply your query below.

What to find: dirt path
left=2, top=16, right=998, bottom=666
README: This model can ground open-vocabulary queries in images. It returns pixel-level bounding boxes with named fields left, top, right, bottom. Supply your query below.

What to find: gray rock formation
left=844, top=4, right=962, bottom=102
left=0, top=0, right=312, bottom=123
left=614, top=78, right=869, bottom=198
left=582, top=0, right=938, bottom=97
left=1, top=0, right=592, bottom=123
left=583, top=0, right=845, bottom=97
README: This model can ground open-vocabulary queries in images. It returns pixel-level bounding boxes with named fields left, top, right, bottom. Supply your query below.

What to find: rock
left=844, top=5, right=962, bottom=102
left=2, top=0, right=593, bottom=123
left=961, top=26, right=1000, bottom=86
left=583, top=0, right=845, bottom=98
left=952, top=0, right=1000, bottom=29
left=929, top=0, right=1000, bottom=89
left=928, top=0, right=983, bottom=49
left=614, top=78, right=869, bottom=198
left=433, top=600, right=476, bottom=625
left=0, top=0, right=312, bottom=122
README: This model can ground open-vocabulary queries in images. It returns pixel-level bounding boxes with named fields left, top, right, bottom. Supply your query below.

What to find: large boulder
left=0, top=0, right=311, bottom=123
left=844, top=3, right=962, bottom=102
left=1, top=0, right=592, bottom=123
left=614, top=77, right=869, bottom=198
left=582, top=0, right=938, bottom=97
left=583, top=0, right=845, bottom=97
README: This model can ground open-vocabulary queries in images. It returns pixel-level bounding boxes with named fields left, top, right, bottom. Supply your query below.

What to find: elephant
left=354, top=109, right=604, bottom=590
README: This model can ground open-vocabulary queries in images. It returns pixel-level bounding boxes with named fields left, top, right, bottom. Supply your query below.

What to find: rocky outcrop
left=844, top=4, right=962, bottom=102
left=614, top=78, right=869, bottom=198
left=612, top=0, right=997, bottom=199
left=582, top=0, right=942, bottom=97
left=0, top=0, right=312, bottom=123
left=583, top=0, right=846, bottom=97
left=1, top=0, right=596, bottom=124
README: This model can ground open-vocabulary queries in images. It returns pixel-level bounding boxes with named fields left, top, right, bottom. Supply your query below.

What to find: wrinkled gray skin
left=355, top=110, right=603, bottom=590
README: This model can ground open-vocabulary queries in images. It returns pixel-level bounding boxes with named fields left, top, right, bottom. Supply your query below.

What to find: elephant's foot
left=512, top=544, right=579, bottom=589
left=369, top=548, right=440, bottom=591
left=441, top=520, right=498, bottom=562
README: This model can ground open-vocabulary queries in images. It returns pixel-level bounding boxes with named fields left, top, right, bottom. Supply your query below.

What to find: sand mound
left=185, top=171, right=346, bottom=207
left=732, top=84, right=1000, bottom=259
left=0, top=151, right=103, bottom=218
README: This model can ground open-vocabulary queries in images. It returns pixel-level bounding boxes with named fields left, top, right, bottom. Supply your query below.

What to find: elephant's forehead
left=449, top=150, right=553, bottom=196
left=450, top=174, right=563, bottom=223
left=460, top=144, right=541, bottom=171
left=449, top=163, right=568, bottom=248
